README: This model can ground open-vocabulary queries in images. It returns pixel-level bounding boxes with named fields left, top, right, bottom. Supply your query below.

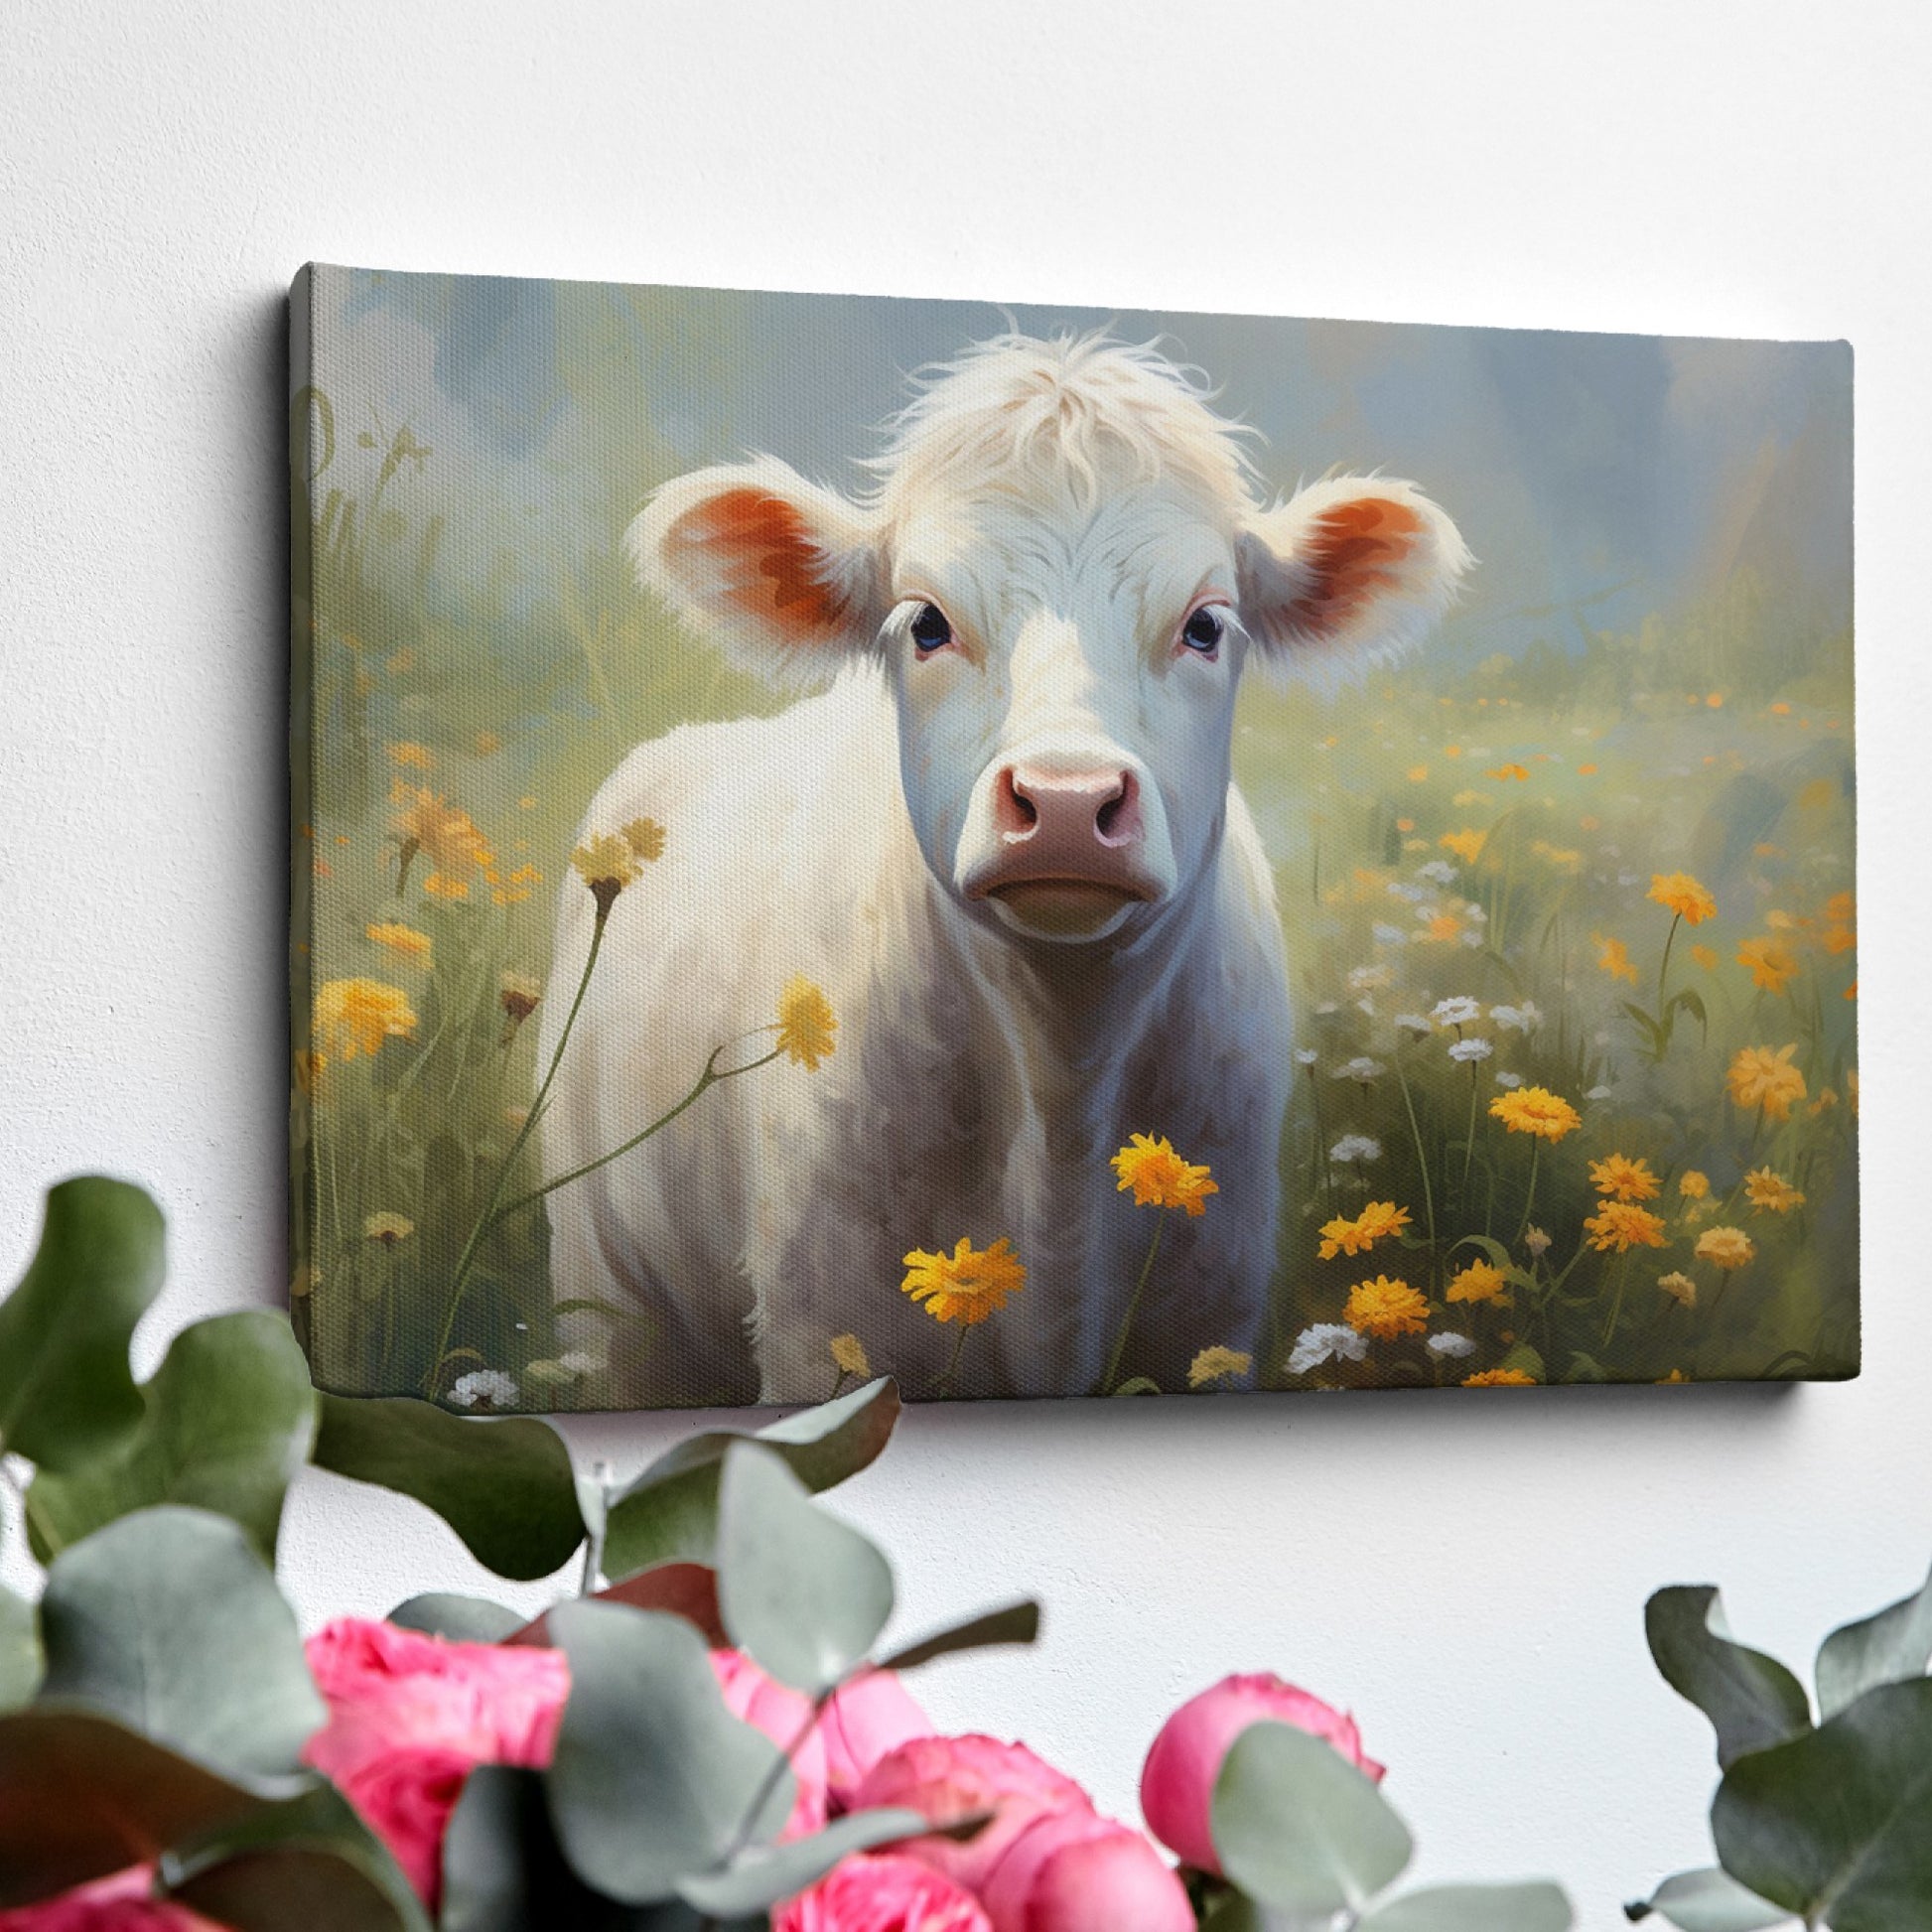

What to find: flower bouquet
left=0, top=1176, right=1576, bottom=1929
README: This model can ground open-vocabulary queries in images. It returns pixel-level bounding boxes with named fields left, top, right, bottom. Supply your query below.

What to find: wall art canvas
left=289, top=266, right=1856, bottom=1411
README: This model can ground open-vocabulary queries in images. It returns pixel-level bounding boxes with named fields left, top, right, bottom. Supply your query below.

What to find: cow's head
left=631, top=335, right=1469, bottom=946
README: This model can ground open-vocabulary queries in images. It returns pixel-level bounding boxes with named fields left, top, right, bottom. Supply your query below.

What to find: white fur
left=542, top=333, right=1466, bottom=1404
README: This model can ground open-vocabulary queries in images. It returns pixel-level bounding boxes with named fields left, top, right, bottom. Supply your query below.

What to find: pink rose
left=819, top=1669, right=934, bottom=1812
left=710, top=1648, right=830, bottom=1839
left=980, top=1812, right=1193, bottom=1932
left=1140, top=1673, right=1385, bottom=1875
left=850, top=1734, right=1091, bottom=1896
left=0, top=1867, right=222, bottom=1929
left=774, top=1853, right=991, bottom=1931
left=301, top=1617, right=570, bottom=1904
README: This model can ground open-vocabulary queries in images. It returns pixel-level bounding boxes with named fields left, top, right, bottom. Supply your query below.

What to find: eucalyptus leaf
left=314, top=1392, right=585, bottom=1581
left=387, top=1593, right=527, bottom=1642
left=1627, top=1866, right=1794, bottom=1930
left=0, top=1707, right=276, bottom=1908
left=27, top=1311, right=317, bottom=1563
left=1816, top=1560, right=1932, bottom=1720
left=1359, top=1879, right=1572, bottom=1930
left=1644, top=1586, right=1812, bottom=1768
left=876, top=1600, right=1040, bottom=1673
left=676, top=1807, right=930, bottom=1916
left=0, top=1177, right=165, bottom=1471
left=509, top=1563, right=726, bottom=1650
left=1198, top=1894, right=1266, bottom=1932
left=545, top=1600, right=792, bottom=1904
left=717, top=1442, right=894, bottom=1697
left=0, top=1584, right=40, bottom=1711
left=1211, top=1719, right=1413, bottom=1916
left=161, top=1781, right=431, bottom=1932
left=38, top=1506, right=324, bottom=1779
left=603, top=1377, right=898, bottom=1579
left=1712, top=1677, right=1932, bottom=1932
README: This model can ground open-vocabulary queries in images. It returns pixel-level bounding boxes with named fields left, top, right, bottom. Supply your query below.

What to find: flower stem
left=1460, top=1061, right=1480, bottom=1197
left=1602, top=1250, right=1634, bottom=1346
left=1513, top=1140, right=1542, bottom=1246
left=428, top=906, right=609, bottom=1391
left=1393, top=1044, right=1439, bottom=1251
left=1100, top=1213, right=1167, bottom=1395
left=933, top=1320, right=971, bottom=1397
left=1656, top=910, right=1683, bottom=1016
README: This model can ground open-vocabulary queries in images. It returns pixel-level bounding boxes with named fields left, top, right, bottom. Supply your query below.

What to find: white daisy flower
left=1386, top=882, right=1429, bottom=903
left=1289, top=1323, right=1371, bottom=1376
left=1348, top=963, right=1395, bottom=994
left=1586, top=1084, right=1614, bottom=1101
left=1395, top=1013, right=1434, bottom=1036
left=450, top=1369, right=520, bottom=1411
left=1295, top=1047, right=1319, bottom=1065
left=1372, top=922, right=1410, bottom=948
left=1315, top=1001, right=1341, bottom=1016
left=1427, top=1331, right=1477, bottom=1358
left=1334, top=1057, right=1387, bottom=1083
left=1494, top=1070, right=1524, bottom=1089
left=1416, top=860, right=1458, bottom=886
left=1449, top=1036, right=1494, bottom=1062
left=1490, top=1003, right=1544, bottom=1034
left=1330, top=1134, right=1383, bottom=1164
left=1432, top=996, right=1483, bottom=1028
left=558, top=1349, right=606, bottom=1377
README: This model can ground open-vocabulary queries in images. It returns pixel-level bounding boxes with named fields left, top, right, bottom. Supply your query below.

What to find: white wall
left=1, top=3, right=1924, bottom=1924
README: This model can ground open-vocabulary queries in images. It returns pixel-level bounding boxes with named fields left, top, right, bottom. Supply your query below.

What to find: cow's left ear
left=1236, top=478, right=1470, bottom=677
left=628, top=456, right=889, bottom=686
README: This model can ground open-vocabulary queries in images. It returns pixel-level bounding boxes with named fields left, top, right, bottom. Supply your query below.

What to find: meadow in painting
left=290, top=268, right=1855, bottom=1410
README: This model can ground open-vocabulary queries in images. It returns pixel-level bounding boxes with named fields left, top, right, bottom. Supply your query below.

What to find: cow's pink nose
left=994, top=764, right=1144, bottom=857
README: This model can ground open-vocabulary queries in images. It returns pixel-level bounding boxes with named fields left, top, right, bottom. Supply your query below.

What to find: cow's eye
left=1180, top=607, right=1225, bottom=653
left=910, top=603, right=953, bottom=653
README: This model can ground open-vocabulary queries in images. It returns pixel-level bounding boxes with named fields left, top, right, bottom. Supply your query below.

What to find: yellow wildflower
left=423, top=873, right=471, bottom=900
left=572, top=832, right=641, bottom=914
left=1736, top=936, right=1800, bottom=994
left=1530, top=840, right=1583, bottom=873
left=621, top=816, right=668, bottom=863
left=1344, top=1275, right=1431, bottom=1340
left=363, top=1211, right=415, bottom=1244
left=1447, top=1258, right=1511, bottom=1307
left=315, top=979, right=419, bottom=1060
left=1316, top=1200, right=1412, bottom=1260
left=1589, top=1153, right=1662, bottom=1202
left=1489, top=1086, right=1583, bottom=1142
left=1657, top=1271, right=1697, bottom=1310
left=1407, top=765, right=1429, bottom=782
left=1486, top=762, right=1530, bottom=781
left=830, top=1333, right=872, bottom=1378
left=1657, top=1368, right=1691, bottom=1384
left=1112, top=1134, right=1219, bottom=1218
left=1648, top=873, right=1717, bottom=924
left=1695, top=1226, right=1757, bottom=1271
left=1579, top=763, right=1599, bottom=776
left=1691, top=943, right=1720, bottom=972
left=900, top=1237, right=1027, bottom=1326
left=1678, top=1170, right=1711, bottom=1200
left=392, top=782, right=492, bottom=882
left=499, top=970, right=542, bottom=1030
left=775, top=977, right=838, bottom=1070
left=1727, top=1044, right=1806, bottom=1122
left=1421, top=910, right=1463, bottom=944
left=1584, top=1201, right=1669, bottom=1253
left=1744, top=1168, right=1806, bottom=1214
left=474, top=729, right=503, bottom=756
left=1462, top=1366, right=1536, bottom=1387
left=1440, top=828, right=1487, bottom=865
left=365, top=921, right=434, bottom=968
left=387, top=741, right=436, bottom=770
left=293, top=1049, right=325, bottom=1097
left=1592, top=932, right=1639, bottom=985
left=1188, top=1346, right=1253, bottom=1389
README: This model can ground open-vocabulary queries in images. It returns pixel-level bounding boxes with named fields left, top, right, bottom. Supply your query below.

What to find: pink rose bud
left=774, top=1852, right=992, bottom=1931
left=818, top=1668, right=935, bottom=1813
left=710, top=1647, right=830, bottom=1840
left=1140, top=1673, right=1385, bottom=1875
left=0, top=1866, right=225, bottom=1929
left=978, top=1810, right=1193, bottom=1932
left=300, top=1617, right=571, bottom=1906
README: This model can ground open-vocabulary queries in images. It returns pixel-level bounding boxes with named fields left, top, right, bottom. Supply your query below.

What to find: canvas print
left=289, top=266, right=1856, bottom=1410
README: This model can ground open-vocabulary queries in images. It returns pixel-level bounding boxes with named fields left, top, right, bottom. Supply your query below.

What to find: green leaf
left=544, top=1600, right=792, bottom=1904
left=28, top=1311, right=317, bottom=1563
left=161, top=1781, right=432, bottom=1932
left=603, top=1377, right=898, bottom=1580
left=677, top=1807, right=930, bottom=1916
left=875, top=1600, right=1040, bottom=1673
left=1112, top=1376, right=1161, bottom=1397
left=1816, top=1560, right=1932, bottom=1720
left=0, top=1177, right=165, bottom=1471
left=387, top=1593, right=527, bottom=1642
left=313, top=1392, right=586, bottom=1581
left=1211, top=1720, right=1413, bottom=1915
left=1713, top=1677, right=1932, bottom=1932
left=1360, top=1880, right=1572, bottom=1930
left=0, top=1707, right=275, bottom=1908
left=1644, top=1587, right=1812, bottom=1768
left=38, top=1505, right=324, bottom=1779
left=1626, top=1866, right=1794, bottom=1930
left=1198, top=1894, right=1266, bottom=1932
left=717, top=1443, right=894, bottom=1697
left=509, top=1564, right=727, bottom=1650
left=0, top=1585, right=40, bottom=1711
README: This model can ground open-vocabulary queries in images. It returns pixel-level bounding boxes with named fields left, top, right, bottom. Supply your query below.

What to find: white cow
left=540, top=334, right=1466, bottom=1406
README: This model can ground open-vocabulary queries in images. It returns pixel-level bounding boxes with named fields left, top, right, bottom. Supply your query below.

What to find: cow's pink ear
left=1236, top=478, right=1469, bottom=677
left=629, top=458, right=887, bottom=678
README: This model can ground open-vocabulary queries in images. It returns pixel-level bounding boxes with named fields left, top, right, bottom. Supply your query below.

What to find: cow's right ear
left=628, top=457, right=888, bottom=683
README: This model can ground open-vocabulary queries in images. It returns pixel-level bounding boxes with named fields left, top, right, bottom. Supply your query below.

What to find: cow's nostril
left=995, top=766, right=1038, bottom=836
left=1095, top=770, right=1137, bottom=845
